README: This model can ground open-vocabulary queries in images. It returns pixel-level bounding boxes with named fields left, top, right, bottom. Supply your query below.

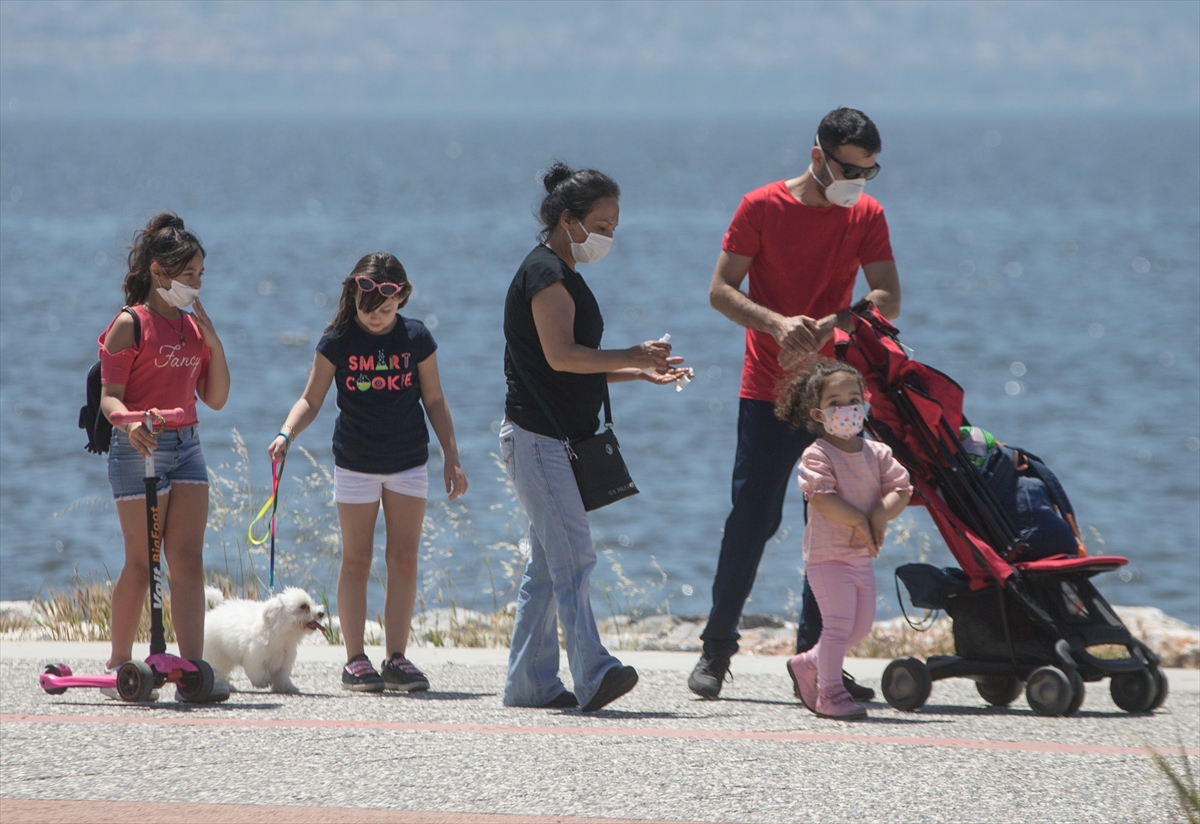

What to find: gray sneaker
left=380, top=654, right=430, bottom=692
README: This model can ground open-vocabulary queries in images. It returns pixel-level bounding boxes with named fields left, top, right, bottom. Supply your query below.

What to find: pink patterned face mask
left=818, top=403, right=866, bottom=439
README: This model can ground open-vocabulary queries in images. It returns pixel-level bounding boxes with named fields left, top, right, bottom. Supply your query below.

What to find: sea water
left=1, top=112, right=1197, bottom=624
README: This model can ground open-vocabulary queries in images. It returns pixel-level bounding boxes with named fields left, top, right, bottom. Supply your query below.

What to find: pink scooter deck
left=39, top=673, right=117, bottom=691
left=40, top=654, right=200, bottom=695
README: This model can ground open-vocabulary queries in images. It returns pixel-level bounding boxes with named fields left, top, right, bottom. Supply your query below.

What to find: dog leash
left=248, top=455, right=285, bottom=593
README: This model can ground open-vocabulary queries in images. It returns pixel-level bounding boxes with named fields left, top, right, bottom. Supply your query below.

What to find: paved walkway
left=2, top=641, right=1197, bottom=823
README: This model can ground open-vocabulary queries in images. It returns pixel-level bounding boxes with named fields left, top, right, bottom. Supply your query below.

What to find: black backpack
left=80, top=307, right=141, bottom=454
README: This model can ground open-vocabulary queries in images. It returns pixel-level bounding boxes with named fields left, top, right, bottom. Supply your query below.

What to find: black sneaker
left=380, top=653, right=430, bottom=692
left=582, top=665, right=638, bottom=712
left=688, top=651, right=732, bottom=699
left=843, top=670, right=875, bottom=702
left=342, top=654, right=385, bottom=692
left=540, top=690, right=579, bottom=709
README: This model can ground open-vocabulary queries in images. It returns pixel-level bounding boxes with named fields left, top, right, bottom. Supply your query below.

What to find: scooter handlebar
left=109, top=408, right=187, bottom=431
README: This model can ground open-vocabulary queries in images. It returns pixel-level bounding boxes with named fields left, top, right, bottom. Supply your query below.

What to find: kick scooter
left=40, top=407, right=220, bottom=702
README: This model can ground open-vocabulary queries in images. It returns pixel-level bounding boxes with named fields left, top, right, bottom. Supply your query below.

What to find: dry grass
left=3, top=572, right=258, bottom=644
left=1150, top=747, right=1200, bottom=824
left=849, top=616, right=957, bottom=659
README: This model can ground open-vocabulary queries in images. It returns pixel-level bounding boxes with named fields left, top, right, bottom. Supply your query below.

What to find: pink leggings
left=807, top=557, right=876, bottom=691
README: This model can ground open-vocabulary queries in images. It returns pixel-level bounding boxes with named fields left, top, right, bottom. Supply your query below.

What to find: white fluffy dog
left=203, top=587, right=326, bottom=694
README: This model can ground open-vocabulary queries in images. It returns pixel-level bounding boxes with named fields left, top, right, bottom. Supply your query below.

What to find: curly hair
left=775, top=356, right=865, bottom=434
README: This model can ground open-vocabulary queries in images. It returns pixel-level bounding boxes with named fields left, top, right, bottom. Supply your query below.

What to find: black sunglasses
left=823, top=152, right=881, bottom=181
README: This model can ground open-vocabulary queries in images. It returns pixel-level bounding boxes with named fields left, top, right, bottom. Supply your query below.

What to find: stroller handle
left=109, top=408, right=186, bottom=434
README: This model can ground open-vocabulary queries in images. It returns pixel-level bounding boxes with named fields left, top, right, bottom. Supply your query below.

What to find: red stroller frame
left=835, top=303, right=1167, bottom=716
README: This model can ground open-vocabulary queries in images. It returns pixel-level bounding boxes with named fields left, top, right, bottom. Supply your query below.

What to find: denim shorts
left=107, top=426, right=209, bottom=501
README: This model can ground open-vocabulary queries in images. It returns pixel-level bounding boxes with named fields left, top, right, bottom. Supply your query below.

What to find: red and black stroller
left=834, top=303, right=1168, bottom=717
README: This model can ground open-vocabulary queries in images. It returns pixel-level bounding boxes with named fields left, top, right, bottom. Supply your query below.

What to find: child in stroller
left=836, top=302, right=1169, bottom=717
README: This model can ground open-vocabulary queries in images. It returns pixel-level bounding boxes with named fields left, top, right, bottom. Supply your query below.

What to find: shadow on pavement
left=378, top=690, right=494, bottom=701
left=576, top=709, right=685, bottom=720
left=709, top=696, right=802, bottom=707
left=34, top=699, right=286, bottom=712
left=853, top=714, right=953, bottom=727
left=918, top=702, right=1136, bottom=719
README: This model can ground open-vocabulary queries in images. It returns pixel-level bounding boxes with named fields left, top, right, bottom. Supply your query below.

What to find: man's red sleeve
left=859, top=202, right=894, bottom=265
left=722, top=192, right=763, bottom=259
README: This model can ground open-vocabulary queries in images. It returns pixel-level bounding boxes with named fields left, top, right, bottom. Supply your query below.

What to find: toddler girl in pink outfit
left=777, top=358, right=912, bottom=719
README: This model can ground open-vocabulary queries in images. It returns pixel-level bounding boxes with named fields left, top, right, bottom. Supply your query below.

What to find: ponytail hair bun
left=144, top=212, right=187, bottom=234
left=535, top=161, right=620, bottom=241
left=123, top=211, right=205, bottom=306
left=542, top=162, right=574, bottom=194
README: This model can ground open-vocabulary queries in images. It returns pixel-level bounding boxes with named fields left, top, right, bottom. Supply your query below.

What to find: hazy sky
left=1, top=0, right=1197, bottom=115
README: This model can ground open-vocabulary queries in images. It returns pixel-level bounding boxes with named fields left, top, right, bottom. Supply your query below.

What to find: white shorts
left=334, top=464, right=429, bottom=504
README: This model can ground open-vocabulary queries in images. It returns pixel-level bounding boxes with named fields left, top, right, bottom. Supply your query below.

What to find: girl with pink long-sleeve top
left=775, top=357, right=912, bottom=720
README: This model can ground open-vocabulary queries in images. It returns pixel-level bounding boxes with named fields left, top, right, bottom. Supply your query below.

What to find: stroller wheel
left=1064, top=670, right=1085, bottom=716
left=1110, top=669, right=1156, bottom=713
left=881, top=657, right=931, bottom=712
left=1147, top=665, right=1168, bottom=711
left=117, top=660, right=156, bottom=702
left=1025, top=666, right=1072, bottom=717
left=976, top=675, right=1023, bottom=707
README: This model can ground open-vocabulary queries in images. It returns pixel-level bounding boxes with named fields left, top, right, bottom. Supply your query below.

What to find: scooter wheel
left=177, top=658, right=215, bottom=703
left=117, top=660, right=156, bottom=702
left=42, top=663, right=70, bottom=695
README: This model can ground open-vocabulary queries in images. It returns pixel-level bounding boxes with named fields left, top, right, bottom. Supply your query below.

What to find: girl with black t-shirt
left=269, top=253, right=467, bottom=693
left=500, top=163, right=691, bottom=712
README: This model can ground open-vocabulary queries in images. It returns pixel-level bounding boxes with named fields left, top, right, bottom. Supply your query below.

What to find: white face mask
left=568, top=220, right=613, bottom=264
left=812, top=139, right=866, bottom=208
left=818, top=403, right=866, bottom=439
left=156, top=278, right=200, bottom=309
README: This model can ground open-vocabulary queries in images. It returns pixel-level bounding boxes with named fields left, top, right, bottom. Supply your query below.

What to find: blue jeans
left=700, top=399, right=824, bottom=659
left=499, top=421, right=622, bottom=708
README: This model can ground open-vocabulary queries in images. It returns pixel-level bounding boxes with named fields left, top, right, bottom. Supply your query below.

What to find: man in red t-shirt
left=689, top=108, right=902, bottom=700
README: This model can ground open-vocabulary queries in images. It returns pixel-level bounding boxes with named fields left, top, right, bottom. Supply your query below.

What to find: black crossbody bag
left=512, top=361, right=638, bottom=511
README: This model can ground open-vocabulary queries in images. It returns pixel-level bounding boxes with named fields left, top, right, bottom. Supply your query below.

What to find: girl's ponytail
left=123, top=212, right=205, bottom=306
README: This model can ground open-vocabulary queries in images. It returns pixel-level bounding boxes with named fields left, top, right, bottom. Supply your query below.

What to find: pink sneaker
left=815, top=684, right=868, bottom=720
left=786, top=653, right=818, bottom=713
